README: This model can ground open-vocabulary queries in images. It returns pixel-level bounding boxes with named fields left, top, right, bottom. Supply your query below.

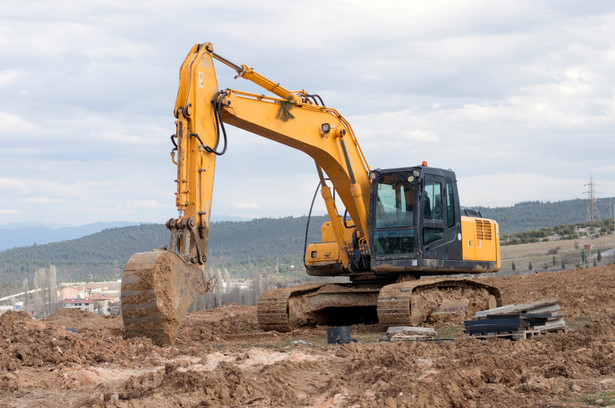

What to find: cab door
left=420, top=173, right=463, bottom=260
left=421, top=175, right=446, bottom=258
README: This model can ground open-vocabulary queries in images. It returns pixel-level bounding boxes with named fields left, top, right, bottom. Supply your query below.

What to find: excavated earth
left=2, top=265, right=615, bottom=407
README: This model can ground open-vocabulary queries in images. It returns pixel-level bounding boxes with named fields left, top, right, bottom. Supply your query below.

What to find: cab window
left=373, top=173, right=416, bottom=257
left=375, top=174, right=415, bottom=228
left=423, top=180, right=442, bottom=221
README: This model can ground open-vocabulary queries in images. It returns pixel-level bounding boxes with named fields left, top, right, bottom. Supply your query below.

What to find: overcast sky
left=1, top=0, right=614, bottom=226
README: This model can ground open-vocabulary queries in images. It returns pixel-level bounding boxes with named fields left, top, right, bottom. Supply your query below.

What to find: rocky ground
left=2, top=265, right=615, bottom=407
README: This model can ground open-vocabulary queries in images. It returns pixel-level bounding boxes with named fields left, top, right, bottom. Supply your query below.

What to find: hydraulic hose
left=207, top=90, right=229, bottom=156
left=303, top=180, right=322, bottom=268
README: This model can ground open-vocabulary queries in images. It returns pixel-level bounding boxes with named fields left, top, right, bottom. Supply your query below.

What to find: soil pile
left=1, top=265, right=615, bottom=407
left=483, top=264, right=615, bottom=320
left=0, top=310, right=154, bottom=374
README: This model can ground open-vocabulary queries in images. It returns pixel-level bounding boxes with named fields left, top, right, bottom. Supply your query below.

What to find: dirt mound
left=484, top=263, right=615, bottom=320
left=177, top=303, right=260, bottom=342
left=45, top=309, right=123, bottom=335
left=3, top=265, right=615, bottom=407
left=77, top=316, right=615, bottom=407
left=0, top=310, right=155, bottom=375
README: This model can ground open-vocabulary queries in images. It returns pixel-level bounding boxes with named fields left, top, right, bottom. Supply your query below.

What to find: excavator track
left=121, top=251, right=211, bottom=346
left=257, top=283, right=326, bottom=332
left=257, top=278, right=501, bottom=331
left=377, top=278, right=502, bottom=326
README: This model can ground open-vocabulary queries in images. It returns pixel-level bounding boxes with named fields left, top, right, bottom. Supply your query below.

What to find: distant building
left=60, top=286, right=85, bottom=301
left=63, top=298, right=95, bottom=313
left=87, top=286, right=103, bottom=294
left=86, top=293, right=119, bottom=315
left=40, top=281, right=122, bottom=315
left=228, top=278, right=252, bottom=292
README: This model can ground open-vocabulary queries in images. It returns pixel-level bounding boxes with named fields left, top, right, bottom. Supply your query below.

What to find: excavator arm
left=171, top=43, right=375, bottom=271
left=122, top=43, right=374, bottom=345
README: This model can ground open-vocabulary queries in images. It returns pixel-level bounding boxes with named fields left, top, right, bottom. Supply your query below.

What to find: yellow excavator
left=121, top=43, right=502, bottom=345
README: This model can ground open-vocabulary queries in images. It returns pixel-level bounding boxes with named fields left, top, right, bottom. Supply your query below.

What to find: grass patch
left=352, top=332, right=384, bottom=343
left=581, top=390, right=615, bottom=406
left=435, top=325, right=464, bottom=339
left=233, top=336, right=328, bottom=350
left=568, top=317, right=593, bottom=330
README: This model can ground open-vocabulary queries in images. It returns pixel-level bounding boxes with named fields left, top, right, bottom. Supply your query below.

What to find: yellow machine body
left=461, top=216, right=501, bottom=267
left=121, top=43, right=503, bottom=345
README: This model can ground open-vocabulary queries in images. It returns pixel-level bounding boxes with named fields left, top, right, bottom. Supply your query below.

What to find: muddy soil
left=2, top=265, right=615, bottom=407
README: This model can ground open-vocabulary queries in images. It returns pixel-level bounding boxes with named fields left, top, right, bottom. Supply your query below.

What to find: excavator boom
left=122, top=43, right=373, bottom=344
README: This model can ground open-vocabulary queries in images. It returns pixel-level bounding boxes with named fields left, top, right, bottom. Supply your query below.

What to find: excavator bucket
left=121, top=251, right=211, bottom=346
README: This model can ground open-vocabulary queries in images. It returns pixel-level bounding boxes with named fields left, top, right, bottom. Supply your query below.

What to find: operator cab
left=368, top=165, right=464, bottom=274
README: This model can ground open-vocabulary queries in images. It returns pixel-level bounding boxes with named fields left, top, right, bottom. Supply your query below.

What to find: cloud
left=0, top=70, right=24, bottom=87
left=458, top=173, right=589, bottom=207
left=0, top=177, right=28, bottom=190
left=235, top=202, right=262, bottom=210
left=1, top=1, right=615, bottom=226
left=0, top=112, right=38, bottom=132
left=119, top=200, right=162, bottom=209
left=25, top=197, right=67, bottom=204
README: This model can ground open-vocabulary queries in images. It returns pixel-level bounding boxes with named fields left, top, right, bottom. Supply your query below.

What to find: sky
left=1, top=0, right=614, bottom=226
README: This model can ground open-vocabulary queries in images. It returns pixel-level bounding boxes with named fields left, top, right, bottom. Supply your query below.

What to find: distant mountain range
left=0, top=222, right=141, bottom=251
left=0, top=216, right=326, bottom=295
left=0, top=215, right=250, bottom=251
left=475, top=198, right=614, bottom=235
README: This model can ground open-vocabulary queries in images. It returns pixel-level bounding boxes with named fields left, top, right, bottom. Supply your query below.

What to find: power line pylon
left=584, top=175, right=600, bottom=222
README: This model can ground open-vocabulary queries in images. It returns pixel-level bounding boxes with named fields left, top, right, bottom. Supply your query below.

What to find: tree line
left=0, top=198, right=614, bottom=298
left=501, top=219, right=614, bottom=245
left=476, top=198, right=614, bottom=234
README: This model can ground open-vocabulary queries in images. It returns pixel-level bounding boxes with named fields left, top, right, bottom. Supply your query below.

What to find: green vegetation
left=0, top=224, right=169, bottom=290
left=0, top=216, right=327, bottom=297
left=567, top=317, right=592, bottom=331
left=434, top=325, right=464, bottom=339
left=0, top=282, right=20, bottom=300
left=0, top=197, right=614, bottom=298
left=501, top=219, right=614, bottom=245
left=581, top=390, right=615, bottom=406
left=476, top=198, right=614, bottom=234
left=207, top=215, right=326, bottom=266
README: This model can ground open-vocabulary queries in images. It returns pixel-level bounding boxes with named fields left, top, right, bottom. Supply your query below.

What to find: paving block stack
left=465, top=299, right=566, bottom=340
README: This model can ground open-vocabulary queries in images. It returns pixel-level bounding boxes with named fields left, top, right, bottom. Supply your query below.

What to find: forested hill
left=0, top=197, right=613, bottom=290
left=0, top=216, right=327, bottom=287
left=475, top=198, right=614, bottom=234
